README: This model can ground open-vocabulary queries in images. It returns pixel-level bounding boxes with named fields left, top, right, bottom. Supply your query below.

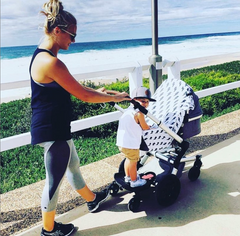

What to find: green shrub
left=181, top=61, right=240, bottom=115
left=0, top=145, right=44, bottom=193
left=0, top=98, right=32, bottom=138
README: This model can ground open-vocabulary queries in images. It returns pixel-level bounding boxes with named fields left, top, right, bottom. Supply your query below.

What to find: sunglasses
left=61, top=28, right=77, bottom=41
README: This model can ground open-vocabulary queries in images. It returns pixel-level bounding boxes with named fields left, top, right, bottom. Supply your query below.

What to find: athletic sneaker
left=124, top=176, right=131, bottom=183
left=41, top=221, right=74, bottom=236
left=87, top=189, right=109, bottom=213
left=130, top=178, right=147, bottom=188
left=124, top=175, right=140, bottom=183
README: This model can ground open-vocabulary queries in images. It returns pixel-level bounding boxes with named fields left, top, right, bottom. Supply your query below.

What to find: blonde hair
left=41, top=0, right=76, bottom=34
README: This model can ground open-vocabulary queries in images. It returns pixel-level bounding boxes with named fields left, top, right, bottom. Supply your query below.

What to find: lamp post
left=149, top=0, right=162, bottom=93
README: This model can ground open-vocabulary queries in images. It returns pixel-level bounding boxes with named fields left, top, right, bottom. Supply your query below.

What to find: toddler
left=116, top=86, right=156, bottom=187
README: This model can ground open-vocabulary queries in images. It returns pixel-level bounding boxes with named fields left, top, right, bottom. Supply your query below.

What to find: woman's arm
left=34, top=54, right=130, bottom=103
left=53, top=59, right=129, bottom=103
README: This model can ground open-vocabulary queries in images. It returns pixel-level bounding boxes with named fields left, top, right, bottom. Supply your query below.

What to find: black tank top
left=30, top=48, right=72, bottom=145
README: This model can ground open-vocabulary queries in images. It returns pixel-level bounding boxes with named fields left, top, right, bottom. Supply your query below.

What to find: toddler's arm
left=134, top=111, right=150, bottom=130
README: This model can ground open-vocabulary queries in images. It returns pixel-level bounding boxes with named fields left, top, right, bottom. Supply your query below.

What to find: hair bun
left=40, top=0, right=76, bottom=33
left=43, top=0, right=63, bottom=24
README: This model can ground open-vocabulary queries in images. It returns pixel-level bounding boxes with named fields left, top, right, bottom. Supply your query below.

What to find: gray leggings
left=40, top=139, right=86, bottom=212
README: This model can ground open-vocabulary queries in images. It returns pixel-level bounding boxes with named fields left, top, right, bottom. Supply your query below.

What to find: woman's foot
left=41, top=221, right=74, bottom=236
left=87, top=189, right=110, bottom=212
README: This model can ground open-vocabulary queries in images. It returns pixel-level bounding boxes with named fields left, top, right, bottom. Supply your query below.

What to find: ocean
left=1, top=31, right=240, bottom=84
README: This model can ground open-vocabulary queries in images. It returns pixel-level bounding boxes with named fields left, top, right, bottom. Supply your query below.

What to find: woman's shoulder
left=35, top=50, right=64, bottom=71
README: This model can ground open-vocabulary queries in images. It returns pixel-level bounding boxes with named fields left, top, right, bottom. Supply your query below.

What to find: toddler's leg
left=127, top=160, right=138, bottom=181
left=122, top=148, right=146, bottom=188
left=124, top=158, right=130, bottom=177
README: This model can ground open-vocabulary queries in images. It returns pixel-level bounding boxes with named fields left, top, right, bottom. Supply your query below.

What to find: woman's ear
left=54, top=26, right=61, bottom=35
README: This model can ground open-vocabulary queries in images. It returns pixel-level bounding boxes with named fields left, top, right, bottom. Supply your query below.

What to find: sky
left=1, top=0, right=240, bottom=47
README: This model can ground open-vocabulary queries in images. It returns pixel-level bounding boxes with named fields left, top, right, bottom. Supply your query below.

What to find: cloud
left=158, top=1, right=239, bottom=23
left=69, top=0, right=151, bottom=36
left=1, top=0, right=44, bottom=45
left=1, top=0, right=240, bottom=47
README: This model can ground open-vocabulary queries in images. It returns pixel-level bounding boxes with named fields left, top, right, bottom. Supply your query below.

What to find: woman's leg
left=42, top=210, right=56, bottom=232
left=76, top=186, right=95, bottom=202
left=66, top=140, right=109, bottom=212
left=41, top=141, right=71, bottom=231
left=66, top=140, right=95, bottom=201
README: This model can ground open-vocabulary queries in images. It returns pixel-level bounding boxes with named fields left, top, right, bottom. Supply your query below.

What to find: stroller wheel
left=156, top=174, right=181, bottom=207
left=188, top=166, right=200, bottom=181
left=109, top=182, right=120, bottom=196
left=128, top=196, right=141, bottom=212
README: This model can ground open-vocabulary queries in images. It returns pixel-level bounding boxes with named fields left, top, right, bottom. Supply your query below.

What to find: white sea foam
left=1, top=34, right=240, bottom=85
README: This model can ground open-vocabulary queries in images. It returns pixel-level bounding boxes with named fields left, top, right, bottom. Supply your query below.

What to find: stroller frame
left=108, top=89, right=203, bottom=212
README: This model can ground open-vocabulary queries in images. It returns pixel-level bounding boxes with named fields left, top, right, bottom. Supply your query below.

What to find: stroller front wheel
left=188, top=166, right=201, bottom=181
left=109, top=182, right=120, bottom=196
left=156, top=174, right=181, bottom=206
left=128, top=196, right=141, bottom=212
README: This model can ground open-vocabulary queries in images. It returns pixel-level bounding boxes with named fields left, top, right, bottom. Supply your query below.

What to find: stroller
left=108, top=78, right=203, bottom=212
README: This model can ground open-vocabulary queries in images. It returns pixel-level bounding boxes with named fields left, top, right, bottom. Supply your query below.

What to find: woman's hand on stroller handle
left=108, top=96, right=148, bottom=115
left=101, top=89, right=130, bottom=103
left=104, top=90, right=148, bottom=113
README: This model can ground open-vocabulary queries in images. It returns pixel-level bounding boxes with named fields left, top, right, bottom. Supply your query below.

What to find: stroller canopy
left=143, top=78, right=202, bottom=152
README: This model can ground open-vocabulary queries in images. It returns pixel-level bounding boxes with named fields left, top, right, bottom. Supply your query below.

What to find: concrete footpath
left=16, top=134, right=240, bottom=236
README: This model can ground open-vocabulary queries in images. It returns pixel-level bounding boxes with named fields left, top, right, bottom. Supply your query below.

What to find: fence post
left=167, top=60, right=181, bottom=80
left=129, top=62, right=143, bottom=97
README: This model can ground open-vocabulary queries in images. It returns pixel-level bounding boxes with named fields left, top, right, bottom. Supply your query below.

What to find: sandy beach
left=1, top=52, right=240, bottom=103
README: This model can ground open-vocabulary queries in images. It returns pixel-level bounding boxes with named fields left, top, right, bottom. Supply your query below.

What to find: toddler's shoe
left=124, top=176, right=131, bottom=183
left=125, top=175, right=141, bottom=183
left=130, top=178, right=147, bottom=188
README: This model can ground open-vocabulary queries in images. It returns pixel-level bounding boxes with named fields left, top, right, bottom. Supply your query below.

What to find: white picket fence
left=1, top=60, right=240, bottom=152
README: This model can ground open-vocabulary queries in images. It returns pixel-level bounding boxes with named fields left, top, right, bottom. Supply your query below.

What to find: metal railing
left=1, top=60, right=240, bottom=152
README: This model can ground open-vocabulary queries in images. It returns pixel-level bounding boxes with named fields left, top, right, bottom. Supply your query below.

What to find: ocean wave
left=1, top=32, right=240, bottom=83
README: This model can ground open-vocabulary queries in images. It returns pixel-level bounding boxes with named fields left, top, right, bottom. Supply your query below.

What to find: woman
left=30, top=1, right=130, bottom=235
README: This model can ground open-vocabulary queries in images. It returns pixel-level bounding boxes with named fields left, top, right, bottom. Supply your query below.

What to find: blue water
left=1, top=31, right=240, bottom=60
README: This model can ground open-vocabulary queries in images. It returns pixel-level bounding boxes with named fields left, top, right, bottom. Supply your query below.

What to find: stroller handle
left=109, top=97, right=149, bottom=115
left=109, top=99, right=183, bottom=144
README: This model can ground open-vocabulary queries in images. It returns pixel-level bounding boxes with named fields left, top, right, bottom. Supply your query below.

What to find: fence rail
left=1, top=60, right=240, bottom=152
